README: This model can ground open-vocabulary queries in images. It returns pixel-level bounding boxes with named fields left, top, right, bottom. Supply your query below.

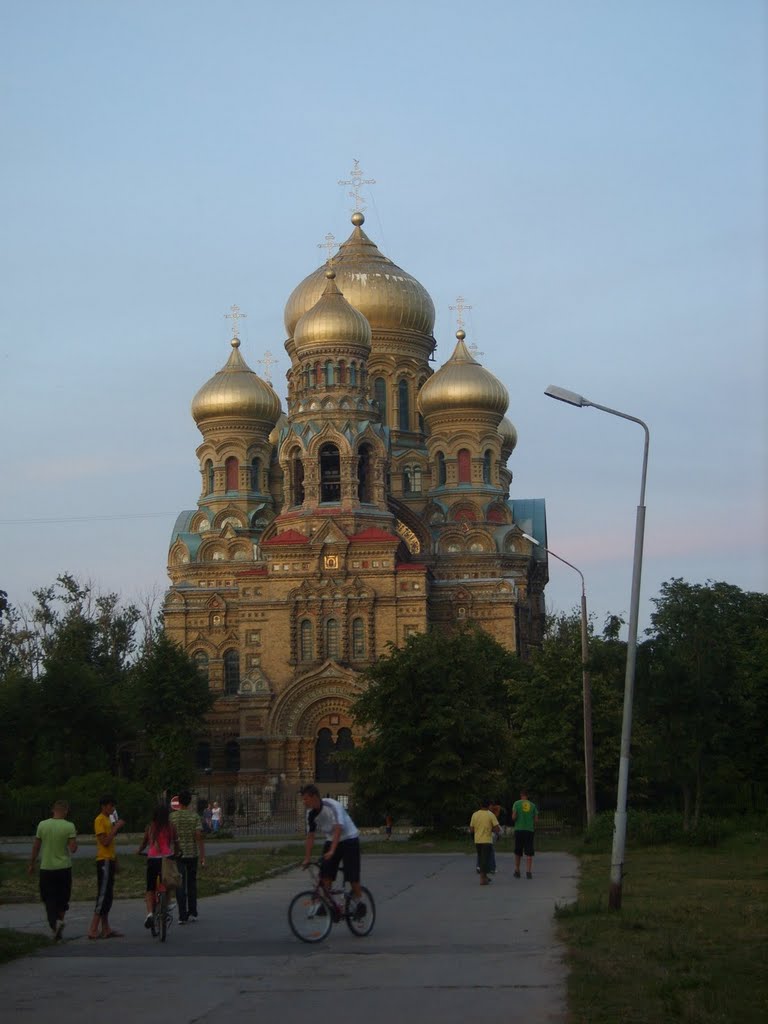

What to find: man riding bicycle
left=300, top=785, right=363, bottom=904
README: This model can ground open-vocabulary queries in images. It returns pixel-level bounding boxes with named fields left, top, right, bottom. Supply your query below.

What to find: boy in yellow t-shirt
left=469, top=798, right=500, bottom=886
left=87, top=794, right=125, bottom=940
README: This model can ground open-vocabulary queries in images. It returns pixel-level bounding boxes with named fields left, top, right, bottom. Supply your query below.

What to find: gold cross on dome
left=257, top=350, right=278, bottom=383
left=449, top=295, right=472, bottom=330
left=317, top=232, right=337, bottom=261
left=224, top=303, right=247, bottom=338
left=338, top=159, right=376, bottom=213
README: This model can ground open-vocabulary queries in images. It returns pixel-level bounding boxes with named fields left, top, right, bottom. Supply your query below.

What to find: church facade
left=163, top=210, right=548, bottom=803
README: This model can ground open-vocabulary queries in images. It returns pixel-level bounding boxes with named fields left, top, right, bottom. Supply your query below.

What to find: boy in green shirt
left=28, top=800, right=78, bottom=939
left=512, top=788, right=538, bottom=879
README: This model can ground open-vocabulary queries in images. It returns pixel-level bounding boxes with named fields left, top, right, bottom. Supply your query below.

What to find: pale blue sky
left=1, top=0, right=766, bottom=631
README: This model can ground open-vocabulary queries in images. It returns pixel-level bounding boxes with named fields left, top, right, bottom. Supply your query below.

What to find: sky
left=1, top=0, right=766, bottom=636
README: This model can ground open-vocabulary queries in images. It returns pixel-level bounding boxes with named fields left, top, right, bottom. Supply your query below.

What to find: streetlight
left=545, top=384, right=650, bottom=910
left=521, top=532, right=596, bottom=826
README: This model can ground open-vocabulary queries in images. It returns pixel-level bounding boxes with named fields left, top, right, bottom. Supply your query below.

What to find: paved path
left=0, top=852, right=578, bottom=1024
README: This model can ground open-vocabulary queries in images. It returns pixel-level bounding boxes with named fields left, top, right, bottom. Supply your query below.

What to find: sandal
left=102, top=931, right=124, bottom=938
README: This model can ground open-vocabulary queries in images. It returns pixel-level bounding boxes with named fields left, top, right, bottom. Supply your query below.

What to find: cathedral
left=163, top=207, right=548, bottom=805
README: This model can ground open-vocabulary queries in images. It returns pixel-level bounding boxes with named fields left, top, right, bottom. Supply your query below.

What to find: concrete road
left=0, top=851, right=578, bottom=1024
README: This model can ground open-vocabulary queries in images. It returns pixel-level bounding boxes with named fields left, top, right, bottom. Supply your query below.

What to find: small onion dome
left=268, top=411, right=289, bottom=446
left=284, top=212, right=435, bottom=338
left=293, top=269, right=372, bottom=357
left=191, top=338, right=281, bottom=425
left=498, top=414, right=518, bottom=453
left=417, top=330, right=509, bottom=420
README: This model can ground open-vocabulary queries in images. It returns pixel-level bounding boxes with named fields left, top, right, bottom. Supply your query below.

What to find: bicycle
left=288, top=861, right=376, bottom=943
left=149, top=870, right=174, bottom=942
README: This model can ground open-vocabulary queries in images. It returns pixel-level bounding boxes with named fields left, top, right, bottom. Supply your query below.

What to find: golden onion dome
left=498, top=414, right=518, bottom=453
left=417, top=331, right=509, bottom=420
left=284, top=212, right=435, bottom=338
left=191, top=339, right=281, bottom=425
left=293, top=269, right=372, bottom=356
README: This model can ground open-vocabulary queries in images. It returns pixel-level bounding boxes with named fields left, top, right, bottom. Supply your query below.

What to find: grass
left=0, top=847, right=301, bottom=904
left=556, top=829, right=768, bottom=1024
left=0, top=928, right=51, bottom=965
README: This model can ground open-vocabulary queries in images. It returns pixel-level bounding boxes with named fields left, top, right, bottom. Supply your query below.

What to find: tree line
left=1, top=574, right=765, bottom=834
left=0, top=575, right=212, bottom=826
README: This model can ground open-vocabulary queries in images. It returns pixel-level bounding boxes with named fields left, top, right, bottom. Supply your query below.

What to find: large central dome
left=284, top=212, right=435, bottom=339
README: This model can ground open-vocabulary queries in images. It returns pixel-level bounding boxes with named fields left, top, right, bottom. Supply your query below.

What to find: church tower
left=163, top=199, right=548, bottom=810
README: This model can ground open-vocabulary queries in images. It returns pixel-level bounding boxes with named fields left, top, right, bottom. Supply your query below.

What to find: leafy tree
left=348, top=626, right=522, bottom=829
left=636, top=579, right=767, bottom=828
left=507, top=613, right=625, bottom=815
left=123, top=630, right=214, bottom=796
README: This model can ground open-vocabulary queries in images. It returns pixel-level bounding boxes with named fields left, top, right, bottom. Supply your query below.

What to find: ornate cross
left=468, top=338, right=485, bottom=358
left=224, top=303, right=247, bottom=338
left=257, top=350, right=278, bottom=383
left=317, top=232, right=337, bottom=261
left=338, top=159, right=376, bottom=213
left=449, top=295, right=472, bottom=330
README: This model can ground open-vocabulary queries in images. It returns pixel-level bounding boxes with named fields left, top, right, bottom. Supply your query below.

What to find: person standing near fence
left=28, top=799, right=78, bottom=940
left=171, top=790, right=205, bottom=923
left=512, top=788, right=539, bottom=879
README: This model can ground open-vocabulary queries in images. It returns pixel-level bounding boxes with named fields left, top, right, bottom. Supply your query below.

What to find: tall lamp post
left=544, top=385, right=649, bottom=910
left=521, top=532, right=596, bottom=826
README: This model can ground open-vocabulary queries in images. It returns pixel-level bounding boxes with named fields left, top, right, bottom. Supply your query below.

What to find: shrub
left=0, top=773, right=155, bottom=835
left=581, top=809, right=728, bottom=851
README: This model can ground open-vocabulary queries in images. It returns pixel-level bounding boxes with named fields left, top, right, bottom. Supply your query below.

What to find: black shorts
left=476, top=843, right=494, bottom=874
left=320, top=837, right=361, bottom=885
left=514, top=830, right=535, bottom=857
left=146, top=858, right=163, bottom=891
left=39, top=867, right=72, bottom=912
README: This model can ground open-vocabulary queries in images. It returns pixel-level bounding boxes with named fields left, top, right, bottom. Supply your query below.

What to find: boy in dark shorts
left=512, top=788, right=538, bottom=879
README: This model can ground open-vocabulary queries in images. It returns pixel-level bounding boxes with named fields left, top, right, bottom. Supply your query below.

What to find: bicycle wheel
left=345, top=886, right=376, bottom=937
left=159, top=890, right=168, bottom=943
left=288, top=890, right=333, bottom=943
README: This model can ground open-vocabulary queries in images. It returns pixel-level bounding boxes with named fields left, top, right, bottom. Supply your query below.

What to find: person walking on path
left=211, top=801, right=222, bottom=833
left=512, top=788, right=539, bottom=879
left=470, top=798, right=500, bottom=886
left=28, top=799, right=78, bottom=940
left=384, top=813, right=393, bottom=841
left=171, top=790, right=206, bottom=923
left=87, top=794, right=125, bottom=940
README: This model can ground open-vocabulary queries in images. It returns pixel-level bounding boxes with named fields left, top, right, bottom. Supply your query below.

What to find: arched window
left=458, top=448, right=471, bottom=484
left=315, top=362, right=322, bottom=387
left=349, top=362, right=357, bottom=385
left=325, top=618, right=339, bottom=660
left=325, top=360, right=334, bottom=387
left=358, top=444, right=372, bottom=502
left=412, top=465, right=422, bottom=494
left=223, top=649, right=240, bottom=695
left=300, top=619, right=314, bottom=662
left=403, top=466, right=412, bottom=495
left=398, top=378, right=410, bottom=431
left=195, top=742, right=211, bottom=769
left=225, top=741, right=240, bottom=772
left=315, top=728, right=335, bottom=782
left=374, top=377, right=387, bottom=424
left=352, top=617, right=366, bottom=659
left=225, top=457, right=238, bottom=492
left=251, top=457, right=261, bottom=491
left=437, top=451, right=447, bottom=486
left=205, top=460, right=214, bottom=494
left=320, top=443, right=341, bottom=503
left=291, top=449, right=304, bottom=505
left=335, top=727, right=354, bottom=782
left=483, top=449, right=492, bottom=484
left=194, top=650, right=209, bottom=683
left=304, top=365, right=312, bottom=389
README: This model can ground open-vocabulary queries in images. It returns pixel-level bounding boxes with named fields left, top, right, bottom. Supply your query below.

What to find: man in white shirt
left=300, top=784, right=363, bottom=901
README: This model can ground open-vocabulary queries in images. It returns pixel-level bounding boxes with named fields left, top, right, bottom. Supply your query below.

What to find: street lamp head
left=520, top=532, right=540, bottom=547
left=545, top=385, right=588, bottom=407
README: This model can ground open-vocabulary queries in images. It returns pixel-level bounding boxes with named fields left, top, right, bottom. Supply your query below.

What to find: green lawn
left=556, top=830, right=767, bottom=1024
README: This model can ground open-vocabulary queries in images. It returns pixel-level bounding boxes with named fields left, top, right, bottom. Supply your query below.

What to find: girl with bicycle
left=137, top=804, right=181, bottom=928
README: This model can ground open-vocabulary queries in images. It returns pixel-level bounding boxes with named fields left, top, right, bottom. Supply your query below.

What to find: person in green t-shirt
left=511, top=788, right=539, bottom=879
left=28, top=800, right=78, bottom=939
